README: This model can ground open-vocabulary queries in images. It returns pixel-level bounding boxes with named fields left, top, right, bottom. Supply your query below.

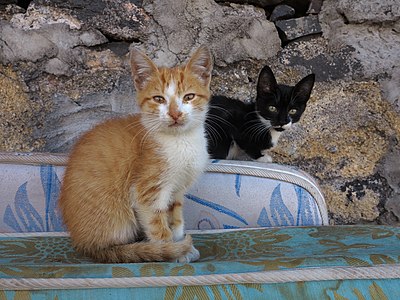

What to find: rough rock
left=0, top=4, right=24, bottom=21
left=141, top=0, right=281, bottom=67
left=10, top=3, right=83, bottom=30
left=44, top=58, right=71, bottom=76
left=322, top=24, right=399, bottom=80
left=0, top=20, right=58, bottom=63
left=278, top=0, right=311, bottom=17
left=273, top=37, right=362, bottom=81
left=32, top=49, right=136, bottom=152
left=39, top=73, right=138, bottom=152
left=30, top=0, right=149, bottom=40
left=0, top=65, right=47, bottom=151
left=214, top=0, right=284, bottom=8
left=211, top=61, right=263, bottom=102
left=0, top=21, right=108, bottom=73
left=380, top=138, right=400, bottom=222
left=307, top=0, right=323, bottom=14
left=275, top=15, right=322, bottom=42
left=0, top=4, right=139, bottom=152
left=380, top=68, right=400, bottom=113
left=270, top=81, right=400, bottom=224
left=320, top=0, right=400, bottom=79
left=270, top=4, right=295, bottom=22
left=215, top=0, right=312, bottom=18
left=318, top=0, right=400, bottom=172
left=0, top=0, right=17, bottom=4
left=337, top=0, right=400, bottom=24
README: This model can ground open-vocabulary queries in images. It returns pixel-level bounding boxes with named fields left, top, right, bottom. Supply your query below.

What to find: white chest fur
left=227, top=141, right=247, bottom=160
left=269, top=128, right=283, bottom=147
left=153, top=127, right=209, bottom=210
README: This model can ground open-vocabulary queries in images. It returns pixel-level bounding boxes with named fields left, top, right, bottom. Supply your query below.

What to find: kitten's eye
left=268, top=106, right=278, bottom=113
left=183, top=93, right=195, bottom=102
left=289, top=109, right=297, bottom=115
left=153, top=96, right=166, bottom=104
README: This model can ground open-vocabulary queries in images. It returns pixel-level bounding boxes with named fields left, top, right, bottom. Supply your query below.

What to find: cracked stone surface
left=0, top=65, right=47, bottom=151
left=275, top=15, right=322, bottom=42
left=270, top=80, right=400, bottom=224
left=140, top=0, right=281, bottom=67
left=24, top=0, right=149, bottom=40
left=214, top=0, right=284, bottom=8
left=336, top=0, right=400, bottom=24
left=0, top=20, right=58, bottom=63
left=320, top=0, right=400, bottom=79
left=270, top=4, right=295, bottom=22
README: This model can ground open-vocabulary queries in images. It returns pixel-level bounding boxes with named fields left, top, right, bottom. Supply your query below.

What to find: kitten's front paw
left=172, top=225, right=185, bottom=242
left=176, top=245, right=200, bottom=263
left=257, top=154, right=273, bottom=163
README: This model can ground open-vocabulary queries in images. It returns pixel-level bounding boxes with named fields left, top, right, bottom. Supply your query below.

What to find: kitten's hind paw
left=176, top=245, right=200, bottom=263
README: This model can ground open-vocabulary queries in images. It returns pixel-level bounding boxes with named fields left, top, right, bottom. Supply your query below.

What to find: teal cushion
left=0, top=226, right=399, bottom=299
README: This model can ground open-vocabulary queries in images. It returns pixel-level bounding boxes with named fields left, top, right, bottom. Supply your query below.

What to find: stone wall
left=0, top=0, right=399, bottom=225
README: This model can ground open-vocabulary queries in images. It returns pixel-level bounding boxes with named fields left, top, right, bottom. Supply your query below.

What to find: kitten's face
left=256, top=66, right=315, bottom=132
left=130, top=47, right=213, bottom=134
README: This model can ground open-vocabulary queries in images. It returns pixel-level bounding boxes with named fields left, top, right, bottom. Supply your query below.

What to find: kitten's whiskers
left=205, top=117, right=230, bottom=140
left=139, top=121, right=160, bottom=151
left=208, top=105, right=234, bottom=117
left=243, top=122, right=268, bottom=142
left=206, top=113, right=234, bottom=128
left=205, top=122, right=223, bottom=145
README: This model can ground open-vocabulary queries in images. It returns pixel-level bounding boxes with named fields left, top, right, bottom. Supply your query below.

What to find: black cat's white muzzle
left=273, top=122, right=292, bottom=132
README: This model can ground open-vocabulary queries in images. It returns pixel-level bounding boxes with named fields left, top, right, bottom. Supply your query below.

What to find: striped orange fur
left=59, top=47, right=213, bottom=263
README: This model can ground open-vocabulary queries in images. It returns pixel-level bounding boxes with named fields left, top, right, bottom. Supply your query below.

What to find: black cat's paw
left=256, top=152, right=273, bottom=163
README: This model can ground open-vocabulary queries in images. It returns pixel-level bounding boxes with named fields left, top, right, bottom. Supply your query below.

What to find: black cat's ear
left=257, top=65, right=278, bottom=94
left=292, top=74, right=315, bottom=103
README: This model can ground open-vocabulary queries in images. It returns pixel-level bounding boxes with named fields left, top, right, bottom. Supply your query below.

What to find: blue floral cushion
left=0, top=154, right=328, bottom=233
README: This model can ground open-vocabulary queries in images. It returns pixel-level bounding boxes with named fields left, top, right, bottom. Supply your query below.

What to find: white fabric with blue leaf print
left=0, top=160, right=328, bottom=233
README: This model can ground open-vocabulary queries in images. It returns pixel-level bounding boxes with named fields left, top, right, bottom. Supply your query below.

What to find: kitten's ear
left=130, top=48, right=158, bottom=90
left=292, top=74, right=315, bottom=103
left=257, top=65, right=278, bottom=94
left=185, top=46, right=213, bottom=86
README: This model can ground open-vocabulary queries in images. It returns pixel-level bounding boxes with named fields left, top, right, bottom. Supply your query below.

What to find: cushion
left=0, top=153, right=328, bottom=233
left=0, top=226, right=399, bottom=298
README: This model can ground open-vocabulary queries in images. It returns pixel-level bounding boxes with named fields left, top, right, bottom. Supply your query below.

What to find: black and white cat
left=206, top=65, right=315, bottom=162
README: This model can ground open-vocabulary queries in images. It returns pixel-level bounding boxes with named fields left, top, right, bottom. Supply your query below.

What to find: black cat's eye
left=183, top=93, right=195, bottom=102
left=153, top=96, right=166, bottom=104
left=288, top=108, right=297, bottom=115
left=268, top=106, right=278, bottom=113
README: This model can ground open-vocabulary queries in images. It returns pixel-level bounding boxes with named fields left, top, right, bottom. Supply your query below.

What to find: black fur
left=206, top=66, right=315, bottom=160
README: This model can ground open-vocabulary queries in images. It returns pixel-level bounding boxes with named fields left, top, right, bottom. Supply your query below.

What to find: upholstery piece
left=0, top=153, right=328, bottom=233
left=0, top=226, right=399, bottom=299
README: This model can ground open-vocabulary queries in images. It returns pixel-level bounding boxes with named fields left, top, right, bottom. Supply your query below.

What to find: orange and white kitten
left=59, top=46, right=213, bottom=263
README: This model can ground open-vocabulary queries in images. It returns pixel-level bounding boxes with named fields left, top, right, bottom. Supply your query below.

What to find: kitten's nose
left=168, top=100, right=182, bottom=122
left=169, top=110, right=182, bottom=121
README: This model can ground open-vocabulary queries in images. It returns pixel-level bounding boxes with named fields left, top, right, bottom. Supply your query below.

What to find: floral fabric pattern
left=0, top=226, right=399, bottom=299
left=0, top=226, right=399, bottom=278
left=0, top=161, right=327, bottom=233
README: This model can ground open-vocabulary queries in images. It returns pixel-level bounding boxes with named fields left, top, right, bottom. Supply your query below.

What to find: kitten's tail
left=82, top=235, right=194, bottom=263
